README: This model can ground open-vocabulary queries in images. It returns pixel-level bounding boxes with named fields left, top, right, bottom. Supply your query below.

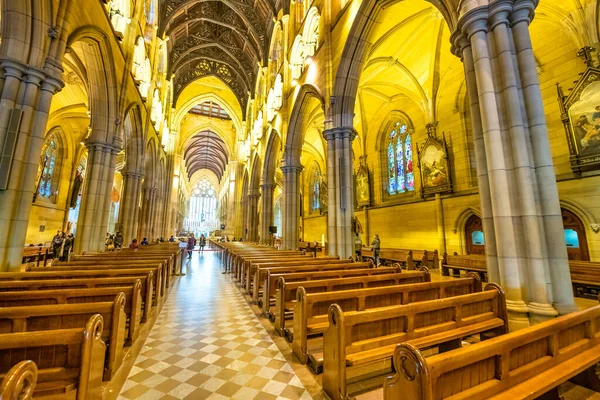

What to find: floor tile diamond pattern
left=119, top=253, right=312, bottom=400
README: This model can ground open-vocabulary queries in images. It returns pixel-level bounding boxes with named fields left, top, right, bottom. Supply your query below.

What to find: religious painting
left=355, top=155, right=370, bottom=207
left=558, top=66, right=600, bottom=173
left=417, top=134, right=452, bottom=197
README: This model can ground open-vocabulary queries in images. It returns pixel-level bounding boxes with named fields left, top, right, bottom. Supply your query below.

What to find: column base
left=553, top=301, right=578, bottom=316
left=527, top=302, right=559, bottom=325
left=506, top=299, right=531, bottom=331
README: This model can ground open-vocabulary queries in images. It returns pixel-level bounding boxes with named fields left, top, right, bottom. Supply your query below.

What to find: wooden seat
left=0, top=295, right=127, bottom=380
left=0, top=275, right=154, bottom=322
left=0, top=284, right=143, bottom=344
left=0, top=360, right=37, bottom=400
left=0, top=314, right=106, bottom=400
left=384, top=301, right=600, bottom=400
left=361, top=247, right=439, bottom=269
left=322, top=284, right=508, bottom=400
left=267, top=264, right=398, bottom=320
left=250, top=258, right=354, bottom=303
left=442, top=253, right=487, bottom=279
left=294, top=273, right=482, bottom=373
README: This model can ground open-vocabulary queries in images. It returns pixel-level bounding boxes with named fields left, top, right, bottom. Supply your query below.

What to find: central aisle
left=119, top=251, right=313, bottom=400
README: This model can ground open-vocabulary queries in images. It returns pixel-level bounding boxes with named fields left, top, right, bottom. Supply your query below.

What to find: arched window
left=133, top=38, right=145, bottom=80
left=38, top=134, right=58, bottom=199
left=185, top=179, right=219, bottom=235
left=151, top=89, right=163, bottom=128
left=311, top=165, right=321, bottom=213
left=385, top=120, right=414, bottom=195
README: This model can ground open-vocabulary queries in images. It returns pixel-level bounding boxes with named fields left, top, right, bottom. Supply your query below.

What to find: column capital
left=281, top=165, right=303, bottom=175
left=260, top=183, right=277, bottom=192
left=85, top=140, right=122, bottom=154
left=323, top=126, right=357, bottom=142
left=123, top=171, right=145, bottom=179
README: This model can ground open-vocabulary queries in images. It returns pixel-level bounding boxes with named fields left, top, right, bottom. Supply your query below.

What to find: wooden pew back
left=384, top=303, right=600, bottom=400
left=0, top=315, right=106, bottom=400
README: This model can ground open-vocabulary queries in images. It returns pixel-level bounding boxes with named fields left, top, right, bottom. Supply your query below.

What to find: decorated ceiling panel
left=162, top=0, right=277, bottom=115
left=184, top=130, right=229, bottom=180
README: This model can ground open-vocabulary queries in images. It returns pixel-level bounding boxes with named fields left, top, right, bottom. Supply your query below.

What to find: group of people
left=355, top=232, right=380, bottom=266
left=186, top=234, right=207, bottom=258
left=51, top=230, right=75, bottom=261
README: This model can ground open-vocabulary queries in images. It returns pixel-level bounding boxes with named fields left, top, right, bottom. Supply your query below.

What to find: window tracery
left=385, top=120, right=415, bottom=195
left=289, top=8, right=320, bottom=83
left=185, top=179, right=219, bottom=234
left=311, top=164, right=322, bottom=213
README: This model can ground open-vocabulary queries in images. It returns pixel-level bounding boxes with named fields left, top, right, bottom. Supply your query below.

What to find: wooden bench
left=323, top=284, right=507, bottom=400
left=0, top=269, right=161, bottom=307
left=228, top=250, right=300, bottom=280
left=0, top=360, right=37, bottom=400
left=29, top=260, right=169, bottom=296
left=296, top=273, right=482, bottom=373
left=0, top=284, right=143, bottom=344
left=273, top=266, right=410, bottom=335
left=0, top=275, right=154, bottom=322
left=265, top=264, right=392, bottom=318
left=0, top=295, right=126, bottom=380
left=361, top=247, right=439, bottom=270
left=384, top=301, right=600, bottom=400
left=251, top=260, right=365, bottom=304
left=22, top=246, right=51, bottom=267
left=569, top=260, right=600, bottom=299
left=235, top=253, right=309, bottom=284
left=0, top=314, right=106, bottom=400
left=241, top=255, right=323, bottom=293
left=68, top=253, right=175, bottom=278
left=442, top=253, right=487, bottom=279
left=249, top=257, right=348, bottom=302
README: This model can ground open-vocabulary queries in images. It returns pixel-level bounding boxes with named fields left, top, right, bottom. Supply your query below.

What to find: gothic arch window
left=185, top=179, right=219, bottom=235
left=133, top=38, right=145, bottom=80
left=151, top=89, right=163, bottom=129
left=290, top=35, right=306, bottom=82
left=383, top=119, right=415, bottom=196
left=108, top=0, right=131, bottom=39
left=67, top=157, right=87, bottom=234
left=310, top=164, right=321, bottom=213
left=37, top=133, right=59, bottom=200
left=303, top=7, right=320, bottom=59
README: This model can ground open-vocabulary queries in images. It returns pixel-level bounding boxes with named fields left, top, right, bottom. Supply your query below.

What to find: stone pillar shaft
left=260, top=184, right=276, bottom=245
left=281, top=165, right=301, bottom=250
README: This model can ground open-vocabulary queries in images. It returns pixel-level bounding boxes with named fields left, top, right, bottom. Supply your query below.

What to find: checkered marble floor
left=119, top=252, right=312, bottom=400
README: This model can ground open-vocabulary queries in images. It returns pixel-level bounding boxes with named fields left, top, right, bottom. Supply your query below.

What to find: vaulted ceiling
left=161, top=0, right=278, bottom=115
left=184, top=130, right=229, bottom=181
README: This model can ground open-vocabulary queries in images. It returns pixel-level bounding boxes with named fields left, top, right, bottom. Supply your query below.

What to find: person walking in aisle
left=187, top=234, right=196, bottom=258
left=371, top=234, right=380, bottom=267
left=199, top=234, right=206, bottom=252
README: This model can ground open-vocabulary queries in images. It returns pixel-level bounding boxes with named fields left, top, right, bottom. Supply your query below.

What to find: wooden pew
left=361, top=247, right=439, bottom=269
left=442, top=253, right=487, bottom=279
left=68, top=253, right=175, bottom=279
left=0, top=275, right=154, bottom=322
left=0, top=314, right=106, bottom=400
left=235, top=252, right=308, bottom=283
left=273, top=266, right=409, bottom=335
left=384, top=301, right=600, bottom=400
left=295, top=273, right=482, bottom=373
left=0, top=284, right=143, bottom=344
left=0, top=360, right=37, bottom=400
left=29, top=260, right=169, bottom=296
left=0, top=295, right=127, bottom=380
left=266, top=264, right=395, bottom=318
left=250, top=257, right=348, bottom=301
left=0, top=269, right=161, bottom=307
left=251, top=260, right=363, bottom=304
left=323, top=284, right=507, bottom=400
left=241, top=255, right=317, bottom=292
left=569, top=260, right=600, bottom=299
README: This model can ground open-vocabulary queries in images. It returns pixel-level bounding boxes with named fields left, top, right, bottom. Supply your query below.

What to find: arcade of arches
left=3, top=0, right=600, bottom=395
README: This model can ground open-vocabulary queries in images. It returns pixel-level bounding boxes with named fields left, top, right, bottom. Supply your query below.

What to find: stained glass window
left=386, top=121, right=415, bottom=195
left=185, top=179, right=219, bottom=235
left=39, top=134, right=57, bottom=198
left=312, top=168, right=321, bottom=212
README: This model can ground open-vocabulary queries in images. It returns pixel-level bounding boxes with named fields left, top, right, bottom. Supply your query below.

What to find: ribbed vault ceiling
left=162, top=0, right=278, bottom=114
left=184, top=130, right=229, bottom=181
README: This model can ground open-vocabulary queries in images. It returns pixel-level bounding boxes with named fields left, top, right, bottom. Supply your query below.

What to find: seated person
left=141, top=237, right=149, bottom=246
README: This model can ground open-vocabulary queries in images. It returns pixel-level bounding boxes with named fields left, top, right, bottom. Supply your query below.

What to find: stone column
left=435, top=193, right=446, bottom=257
left=75, top=142, right=119, bottom=254
left=247, top=193, right=261, bottom=242
left=323, top=127, right=356, bottom=259
left=451, top=1, right=576, bottom=328
left=0, top=61, right=63, bottom=271
left=260, top=183, right=276, bottom=245
left=137, top=186, right=156, bottom=241
left=281, top=164, right=302, bottom=250
left=118, top=172, right=143, bottom=244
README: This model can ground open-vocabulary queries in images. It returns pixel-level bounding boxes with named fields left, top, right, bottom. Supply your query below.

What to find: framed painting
left=417, top=134, right=452, bottom=197
left=558, top=66, right=600, bottom=173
